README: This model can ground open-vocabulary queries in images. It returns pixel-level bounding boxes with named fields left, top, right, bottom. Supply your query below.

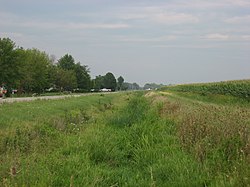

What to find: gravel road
left=0, top=93, right=100, bottom=104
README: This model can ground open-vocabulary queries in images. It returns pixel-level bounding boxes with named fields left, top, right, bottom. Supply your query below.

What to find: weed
left=1, top=91, right=249, bottom=186
left=151, top=90, right=250, bottom=185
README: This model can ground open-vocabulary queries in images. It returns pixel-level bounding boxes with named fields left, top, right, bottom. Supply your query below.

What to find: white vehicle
left=100, top=88, right=112, bottom=92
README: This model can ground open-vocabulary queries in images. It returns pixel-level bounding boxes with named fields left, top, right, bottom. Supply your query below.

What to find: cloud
left=151, top=12, right=199, bottom=24
left=172, top=0, right=250, bottom=9
left=203, top=34, right=230, bottom=41
left=152, top=44, right=219, bottom=49
left=117, top=35, right=177, bottom=43
left=0, top=32, right=23, bottom=38
left=241, top=35, right=250, bottom=40
left=225, top=15, right=250, bottom=24
left=0, top=11, right=130, bottom=31
left=117, top=6, right=199, bottom=25
left=225, top=0, right=250, bottom=6
left=2, top=20, right=130, bottom=30
left=67, top=23, right=130, bottom=29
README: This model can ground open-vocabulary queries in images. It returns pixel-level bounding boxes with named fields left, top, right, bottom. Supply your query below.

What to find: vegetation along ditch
left=1, top=87, right=250, bottom=186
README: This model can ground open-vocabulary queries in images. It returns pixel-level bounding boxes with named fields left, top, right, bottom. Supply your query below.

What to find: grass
left=1, top=89, right=250, bottom=186
left=0, top=92, right=205, bottom=186
left=151, top=89, right=250, bottom=186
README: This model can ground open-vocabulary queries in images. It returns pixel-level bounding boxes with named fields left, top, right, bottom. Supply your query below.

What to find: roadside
left=0, top=92, right=116, bottom=104
left=0, top=94, right=84, bottom=104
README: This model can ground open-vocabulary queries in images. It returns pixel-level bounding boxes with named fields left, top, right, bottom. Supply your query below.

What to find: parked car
left=100, top=88, right=112, bottom=92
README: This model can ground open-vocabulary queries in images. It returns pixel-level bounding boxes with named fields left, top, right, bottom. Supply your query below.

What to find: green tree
left=103, top=72, right=117, bottom=91
left=19, top=49, right=50, bottom=93
left=0, top=38, right=20, bottom=89
left=117, top=76, right=124, bottom=91
left=93, top=75, right=104, bottom=90
left=132, top=83, right=140, bottom=90
left=75, top=62, right=91, bottom=91
left=57, top=54, right=91, bottom=91
left=47, top=63, right=58, bottom=89
left=57, top=54, right=75, bottom=70
left=55, top=68, right=77, bottom=91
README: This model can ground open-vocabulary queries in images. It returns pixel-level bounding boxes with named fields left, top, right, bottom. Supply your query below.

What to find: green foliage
left=109, top=93, right=149, bottom=127
left=1, top=81, right=249, bottom=186
left=19, top=48, right=50, bottom=93
left=152, top=90, right=250, bottom=186
left=0, top=93, right=206, bottom=186
left=56, top=55, right=91, bottom=91
left=103, top=72, right=117, bottom=91
left=0, top=38, right=20, bottom=88
left=92, top=73, right=118, bottom=91
left=57, top=54, right=75, bottom=70
left=74, top=62, right=91, bottom=90
left=117, top=76, right=124, bottom=91
left=163, top=79, right=250, bottom=99
left=0, top=38, right=92, bottom=94
left=92, top=75, right=104, bottom=90
left=55, top=68, right=77, bottom=91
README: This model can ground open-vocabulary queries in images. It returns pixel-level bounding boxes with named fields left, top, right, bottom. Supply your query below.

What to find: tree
left=117, top=76, right=124, bottom=91
left=75, top=62, right=91, bottom=91
left=122, top=82, right=141, bottom=90
left=93, top=75, right=104, bottom=90
left=57, top=54, right=75, bottom=70
left=57, top=54, right=91, bottom=91
left=47, top=63, right=58, bottom=88
left=19, top=49, right=50, bottom=93
left=103, top=72, right=117, bottom=91
left=132, top=83, right=140, bottom=90
left=0, top=38, right=20, bottom=89
left=55, top=68, right=77, bottom=91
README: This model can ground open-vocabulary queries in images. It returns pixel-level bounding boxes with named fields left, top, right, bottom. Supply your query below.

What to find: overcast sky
left=1, top=0, right=249, bottom=86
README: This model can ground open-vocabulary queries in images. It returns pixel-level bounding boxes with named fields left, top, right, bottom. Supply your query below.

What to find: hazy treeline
left=0, top=37, right=165, bottom=95
left=0, top=38, right=127, bottom=94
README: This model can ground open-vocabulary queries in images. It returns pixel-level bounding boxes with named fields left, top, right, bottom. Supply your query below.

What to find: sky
left=0, top=0, right=250, bottom=86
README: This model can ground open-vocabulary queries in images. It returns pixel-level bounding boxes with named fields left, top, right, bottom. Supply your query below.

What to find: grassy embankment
left=1, top=80, right=250, bottom=186
left=156, top=79, right=250, bottom=186
left=0, top=92, right=202, bottom=186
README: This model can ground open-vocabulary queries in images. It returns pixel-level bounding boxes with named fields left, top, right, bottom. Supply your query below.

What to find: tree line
left=0, top=38, right=133, bottom=95
left=0, top=37, right=166, bottom=96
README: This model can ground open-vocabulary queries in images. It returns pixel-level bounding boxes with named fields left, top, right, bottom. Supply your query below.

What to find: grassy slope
left=0, top=93, right=125, bottom=186
left=1, top=90, right=249, bottom=186
left=1, top=92, right=205, bottom=186
left=154, top=90, right=250, bottom=186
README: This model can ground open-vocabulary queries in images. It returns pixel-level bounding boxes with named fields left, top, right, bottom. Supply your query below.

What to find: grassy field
left=0, top=87, right=250, bottom=186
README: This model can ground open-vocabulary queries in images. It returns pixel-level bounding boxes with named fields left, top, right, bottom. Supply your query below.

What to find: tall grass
left=1, top=92, right=207, bottom=186
left=1, top=91, right=249, bottom=186
left=148, top=91, right=250, bottom=186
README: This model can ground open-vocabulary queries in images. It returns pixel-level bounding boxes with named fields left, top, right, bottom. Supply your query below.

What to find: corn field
left=163, top=79, right=250, bottom=99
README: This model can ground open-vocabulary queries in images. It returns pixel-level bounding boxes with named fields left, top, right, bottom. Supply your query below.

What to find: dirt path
left=0, top=92, right=114, bottom=104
